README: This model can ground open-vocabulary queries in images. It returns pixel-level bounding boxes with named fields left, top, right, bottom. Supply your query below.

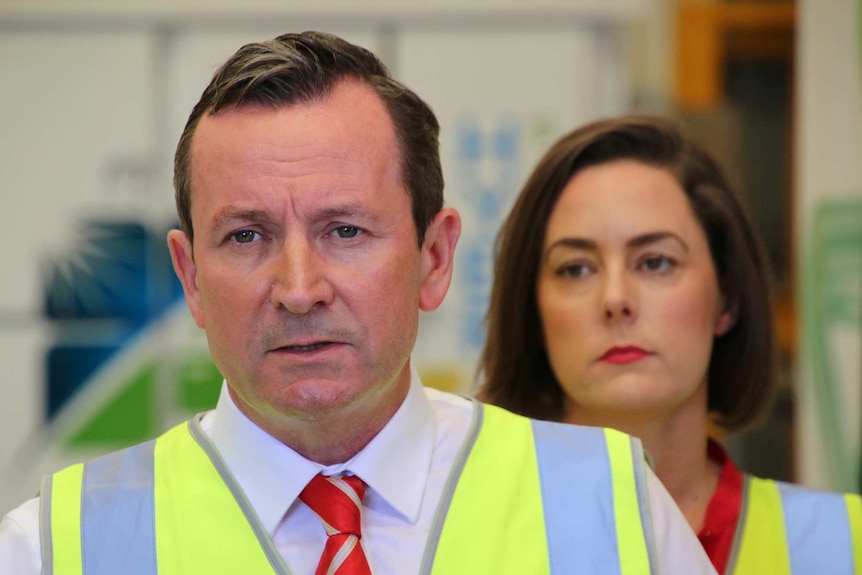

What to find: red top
left=697, top=440, right=744, bottom=574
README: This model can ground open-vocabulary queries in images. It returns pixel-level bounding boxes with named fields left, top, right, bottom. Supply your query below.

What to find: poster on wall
left=797, top=0, right=862, bottom=492
left=804, top=201, right=862, bottom=492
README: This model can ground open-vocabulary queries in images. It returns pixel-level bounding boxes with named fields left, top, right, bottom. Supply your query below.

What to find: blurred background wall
left=0, top=0, right=858, bottom=513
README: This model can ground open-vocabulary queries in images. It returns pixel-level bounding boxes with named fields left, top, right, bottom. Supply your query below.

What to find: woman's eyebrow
left=628, top=231, right=689, bottom=253
left=546, top=237, right=597, bottom=252
left=544, top=231, right=690, bottom=260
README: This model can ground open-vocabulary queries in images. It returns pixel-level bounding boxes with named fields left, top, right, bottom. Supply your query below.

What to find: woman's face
left=536, top=159, right=735, bottom=425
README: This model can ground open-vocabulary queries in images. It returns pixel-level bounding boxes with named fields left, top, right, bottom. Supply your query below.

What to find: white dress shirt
left=0, top=371, right=716, bottom=574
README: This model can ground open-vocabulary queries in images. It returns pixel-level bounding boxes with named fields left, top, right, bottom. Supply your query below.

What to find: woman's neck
left=639, top=416, right=721, bottom=531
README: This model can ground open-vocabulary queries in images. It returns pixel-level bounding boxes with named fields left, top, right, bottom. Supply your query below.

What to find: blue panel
left=779, top=482, right=853, bottom=574
left=532, top=420, right=621, bottom=573
left=81, top=440, right=157, bottom=575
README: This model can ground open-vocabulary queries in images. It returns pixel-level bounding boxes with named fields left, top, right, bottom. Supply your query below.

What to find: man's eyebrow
left=311, top=204, right=373, bottom=220
left=305, top=200, right=383, bottom=224
left=211, top=208, right=272, bottom=229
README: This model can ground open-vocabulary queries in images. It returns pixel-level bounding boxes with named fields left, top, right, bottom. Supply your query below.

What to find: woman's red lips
left=600, top=346, right=651, bottom=364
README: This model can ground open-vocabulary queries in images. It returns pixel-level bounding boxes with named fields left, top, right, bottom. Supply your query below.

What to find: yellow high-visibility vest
left=42, top=403, right=656, bottom=575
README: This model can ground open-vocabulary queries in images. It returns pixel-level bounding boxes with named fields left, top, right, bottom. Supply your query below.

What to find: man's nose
left=269, top=238, right=334, bottom=314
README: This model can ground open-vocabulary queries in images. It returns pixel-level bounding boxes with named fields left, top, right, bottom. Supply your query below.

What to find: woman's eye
left=641, top=255, right=674, bottom=272
left=557, top=263, right=591, bottom=278
left=231, top=230, right=259, bottom=244
left=333, top=226, right=361, bottom=239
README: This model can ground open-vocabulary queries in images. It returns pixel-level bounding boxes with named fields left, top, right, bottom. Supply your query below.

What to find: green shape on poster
left=66, top=364, right=156, bottom=448
left=805, top=198, right=862, bottom=493
left=177, top=354, right=223, bottom=412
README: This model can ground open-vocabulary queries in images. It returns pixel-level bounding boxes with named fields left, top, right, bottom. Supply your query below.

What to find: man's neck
left=229, top=381, right=410, bottom=465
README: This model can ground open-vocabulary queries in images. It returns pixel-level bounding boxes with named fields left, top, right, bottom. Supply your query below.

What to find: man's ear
left=167, top=229, right=206, bottom=329
left=714, top=298, right=738, bottom=337
left=418, top=207, right=462, bottom=312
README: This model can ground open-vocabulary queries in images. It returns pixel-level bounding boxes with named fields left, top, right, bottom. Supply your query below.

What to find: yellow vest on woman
left=41, top=403, right=657, bottom=574
left=728, top=475, right=862, bottom=574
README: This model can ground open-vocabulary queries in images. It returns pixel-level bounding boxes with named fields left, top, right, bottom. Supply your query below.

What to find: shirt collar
left=210, top=368, right=435, bottom=533
left=338, top=369, right=435, bottom=524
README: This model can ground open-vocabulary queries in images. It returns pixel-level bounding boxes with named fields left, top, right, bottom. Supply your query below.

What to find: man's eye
left=231, top=230, right=259, bottom=244
left=333, top=226, right=360, bottom=239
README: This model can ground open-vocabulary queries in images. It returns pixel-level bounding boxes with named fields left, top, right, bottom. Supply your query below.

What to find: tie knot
left=300, top=474, right=366, bottom=537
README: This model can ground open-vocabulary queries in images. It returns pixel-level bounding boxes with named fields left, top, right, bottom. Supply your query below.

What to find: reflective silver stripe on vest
left=40, top=474, right=55, bottom=575
left=532, top=420, right=623, bottom=573
left=629, top=436, right=658, bottom=574
left=418, top=399, right=483, bottom=575
left=186, top=418, right=294, bottom=575
left=80, top=439, right=157, bottom=575
left=779, top=481, right=855, bottom=573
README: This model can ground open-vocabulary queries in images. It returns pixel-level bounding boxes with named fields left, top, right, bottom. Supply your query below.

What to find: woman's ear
left=714, top=299, right=738, bottom=337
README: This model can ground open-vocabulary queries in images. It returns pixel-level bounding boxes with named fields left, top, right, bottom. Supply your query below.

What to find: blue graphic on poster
left=42, top=217, right=220, bottom=448
left=455, top=116, right=520, bottom=353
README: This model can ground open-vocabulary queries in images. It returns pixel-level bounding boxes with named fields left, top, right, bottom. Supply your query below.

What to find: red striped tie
left=299, top=474, right=373, bottom=575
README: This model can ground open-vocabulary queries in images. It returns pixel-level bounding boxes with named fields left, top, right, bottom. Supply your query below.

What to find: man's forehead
left=186, top=86, right=409, bottom=219
left=193, top=82, right=394, bottom=153
left=189, top=83, right=402, bottom=186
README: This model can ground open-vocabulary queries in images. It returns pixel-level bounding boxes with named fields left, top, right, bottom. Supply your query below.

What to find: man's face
left=168, top=80, right=459, bottom=441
